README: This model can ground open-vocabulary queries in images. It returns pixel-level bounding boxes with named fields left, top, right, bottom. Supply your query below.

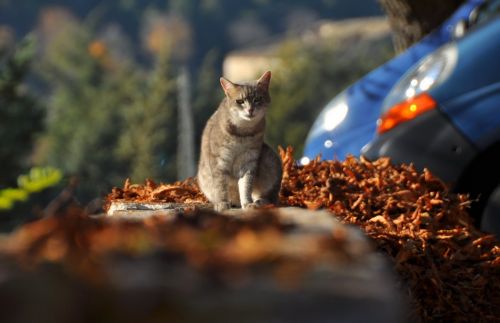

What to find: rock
left=101, top=203, right=407, bottom=322
left=106, top=200, right=212, bottom=219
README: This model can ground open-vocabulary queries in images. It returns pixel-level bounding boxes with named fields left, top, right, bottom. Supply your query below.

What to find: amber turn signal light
left=377, top=93, right=437, bottom=134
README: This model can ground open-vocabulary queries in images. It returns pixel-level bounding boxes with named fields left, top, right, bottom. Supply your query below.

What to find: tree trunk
left=378, top=0, right=465, bottom=52
left=176, top=64, right=196, bottom=180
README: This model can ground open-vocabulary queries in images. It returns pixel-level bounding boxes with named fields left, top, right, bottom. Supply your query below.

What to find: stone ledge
left=106, top=201, right=212, bottom=219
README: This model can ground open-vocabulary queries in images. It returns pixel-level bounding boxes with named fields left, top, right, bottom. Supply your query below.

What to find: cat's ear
left=257, top=71, right=271, bottom=91
left=220, top=77, right=236, bottom=95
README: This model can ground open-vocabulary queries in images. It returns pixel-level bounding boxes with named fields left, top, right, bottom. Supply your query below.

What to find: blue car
left=363, top=2, right=500, bottom=234
left=302, top=0, right=485, bottom=165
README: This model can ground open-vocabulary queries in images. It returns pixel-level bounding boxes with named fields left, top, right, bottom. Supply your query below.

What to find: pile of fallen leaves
left=105, top=147, right=500, bottom=322
left=105, top=177, right=208, bottom=210
left=279, top=147, right=499, bottom=322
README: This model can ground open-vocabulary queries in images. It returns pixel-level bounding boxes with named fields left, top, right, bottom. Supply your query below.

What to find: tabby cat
left=197, top=71, right=282, bottom=212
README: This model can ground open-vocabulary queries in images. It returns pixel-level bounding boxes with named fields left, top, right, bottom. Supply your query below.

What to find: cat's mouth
left=239, top=112, right=255, bottom=121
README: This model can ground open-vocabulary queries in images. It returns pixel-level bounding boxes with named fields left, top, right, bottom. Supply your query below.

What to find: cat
left=197, top=71, right=282, bottom=212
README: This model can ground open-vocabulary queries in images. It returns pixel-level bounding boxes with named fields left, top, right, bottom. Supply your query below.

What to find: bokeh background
left=0, top=0, right=394, bottom=212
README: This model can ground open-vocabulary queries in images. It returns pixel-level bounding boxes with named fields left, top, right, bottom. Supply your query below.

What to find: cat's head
left=220, top=71, right=271, bottom=124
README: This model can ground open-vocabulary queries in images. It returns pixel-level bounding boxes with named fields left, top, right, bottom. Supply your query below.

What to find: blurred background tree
left=116, top=51, right=177, bottom=184
left=33, top=10, right=182, bottom=201
left=33, top=13, right=132, bottom=201
left=0, top=36, right=43, bottom=188
left=378, top=0, right=465, bottom=52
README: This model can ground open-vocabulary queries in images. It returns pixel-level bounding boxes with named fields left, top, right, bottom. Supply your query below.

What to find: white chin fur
left=237, top=111, right=262, bottom=122
left=230, top=108, right=265, bottom=125
left=240, top=114, right=253, bottom=121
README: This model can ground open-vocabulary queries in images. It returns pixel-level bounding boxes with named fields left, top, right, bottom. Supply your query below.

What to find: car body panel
left=363, top=109, right=478, bottom=183
left=433, top=18, right=500, bottom=148
left=441, top=82, right=500, bottom=149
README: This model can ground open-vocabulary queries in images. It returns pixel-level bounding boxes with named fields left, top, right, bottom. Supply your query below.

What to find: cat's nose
left=246, top=108, right=254, bottom=117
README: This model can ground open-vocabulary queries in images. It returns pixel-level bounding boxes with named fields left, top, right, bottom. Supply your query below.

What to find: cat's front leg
left=238, top=169, right=255, bottom=209
left=214, top=201, right=231, bottom=212
left=213, top=172, right=231, bottom=212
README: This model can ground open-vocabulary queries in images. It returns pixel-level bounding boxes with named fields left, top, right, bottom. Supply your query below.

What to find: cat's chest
left=220, top=136, right=260, bottom=158
left=217, top=136, right=261, bottom=173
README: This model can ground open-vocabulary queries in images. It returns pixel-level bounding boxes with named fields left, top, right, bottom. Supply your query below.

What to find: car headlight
left=382, top=44, right=458, bottom=114
left=306, top=92, right=349, bottom=140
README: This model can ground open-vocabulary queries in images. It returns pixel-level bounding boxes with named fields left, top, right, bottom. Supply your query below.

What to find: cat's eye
left=254, top=98, right=262, bottom=104
left=236, top=99, right=244, bottom=105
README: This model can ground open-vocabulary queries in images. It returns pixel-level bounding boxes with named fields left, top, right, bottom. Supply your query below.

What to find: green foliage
left=0, top=166, right=62, bottom=210
left=18, top=166, right=63, bottom=193
left=0, top=36, right=43, bottom=187
left=0, top=189, right=28, bottom=209
left=36, top=18, right=180, bottom=200
left=36, top=20, right=130, bottom=199
left=116, top=52, right=177, bottom=183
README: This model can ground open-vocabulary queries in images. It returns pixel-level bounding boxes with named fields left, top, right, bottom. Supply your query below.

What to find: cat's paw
left=214, top=201, right=231, bottom=212
left=242, top=202, right=257, bottom=209
left=242, top=199, right=268, bottom=209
